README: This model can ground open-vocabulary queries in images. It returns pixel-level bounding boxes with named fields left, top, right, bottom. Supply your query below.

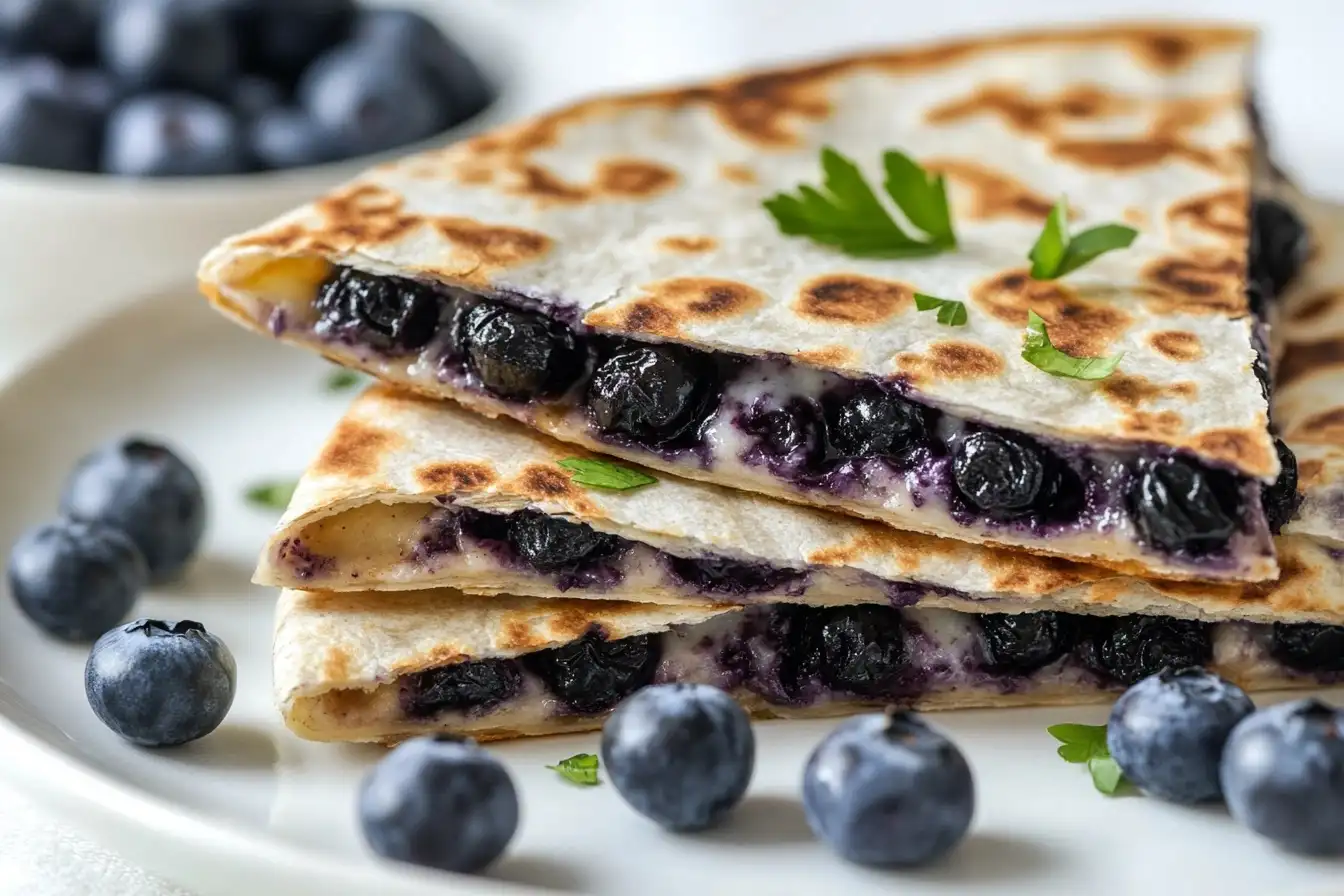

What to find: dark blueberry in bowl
left=0, top=0, right=96, bottom=62
left=314, top=269, right=439, bottom=352
left=1127, top=457, right=1239, bottom=556
left=815, top=605, right=908, bottom=697
left=8, top=518, right=145, bottom=642
left=586, top=343, right=719, bottom=446
left=951, top=431, right=1048, bottom=518
left=1269, top=623, right=1344, bottom=673
left=359, top=735, right=518, bottom=874
left=976, top=612, right=1073, bottom=674
left=400, top=658, right=523, bottom=718
left=0, top=56, right=102, bottom=171
left=665, top=554, right=806, bottom=597
left=248, top=107, right=336, bottom=171
left=103, top=94, right=247, bottom=177
left=523, top=630, right=661, bottom=714
left=353, top=9, right=491, bottom=127
left=827, top=385, right=927, bottom=460
left=1107, top=667, right=1254, bottom=804
left=298, top=41, right=442, bottom=157
left=460, top=303, right=584, bottom=400
left=1262, top=439, right=1300, bottom=535
left=1251, top=197, right=1310, bottom=297
left=1080, top=616, right=1212, bottom=686
left=229, top=0, right=357, bottom=82
left=506, top=511, right=618, bottom=573
left=85, top=619, right=236, bottom=746
left=739, top=399, right=823, bottom=469
left=60, top=438, right=206, bottom=584
left=100, top=0, right=237, bottom=97
left=230, top=75, right=285, bottom=122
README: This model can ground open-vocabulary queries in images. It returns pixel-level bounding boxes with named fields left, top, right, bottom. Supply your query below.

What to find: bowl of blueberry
left=0, top=0, right=501, bottom=317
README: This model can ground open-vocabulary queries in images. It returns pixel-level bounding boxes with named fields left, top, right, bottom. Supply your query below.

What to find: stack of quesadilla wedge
left=195, top=23, right=1344, bottom=745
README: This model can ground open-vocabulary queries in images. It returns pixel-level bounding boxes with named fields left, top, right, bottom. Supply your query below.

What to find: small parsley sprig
left=548, top=753, right=601, bottom=786
left=1048, top=723, right=1127, bottom=795
left=764, top=147, right=957, bottom=258
left=244, top=478, right=298, bottom=510
left=914, top=293, right=967, bottom=327
left=1028, top=197, right=1138, bottom=280
left=323, top=368, right=365, bottom=393
left=557, top=458, right=656, bottom=491
left=1022, top=311, right=1122, bottom=380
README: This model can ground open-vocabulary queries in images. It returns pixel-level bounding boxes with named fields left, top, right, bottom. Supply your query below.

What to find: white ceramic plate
left=0, top=290, right=1341, bottom=896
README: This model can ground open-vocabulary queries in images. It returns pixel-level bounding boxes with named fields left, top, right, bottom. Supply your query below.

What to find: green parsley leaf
left=547, top=753, right=600, bottom=786
left=1028, top=197, right=1137, bottom=280
left=1022, top=311, right=1122, bottom=380
left=1048, top=722, right=1128, bottom=796
left=323, top=369, right=364, bottom=392
left=914, top=293, right=968, bottom=327
left=244, top=479, right=298, bottom=510
left=557, top=458, right=656, bottom=491
left=763, top=146, right=956, bottom=258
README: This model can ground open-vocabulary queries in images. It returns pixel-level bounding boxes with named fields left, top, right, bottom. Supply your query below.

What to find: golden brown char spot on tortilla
left=312, top=420, right=400, bottom=479
left=1288, top=290, right=1344, bottom=324
left=718, top=163, right=757, bottom=184
left=704, top=70, right=833, bottom=147
left=1291, top=409, right=1344, bottom=445
left=1193, top=428, right=1273, bottom=474
left=1098, top=372, right=1197, bottom=409
left=984, top=552, right=1105, bottom=595
left=510, top=164, right=591, bottom=203
left=1051, top=138, right=1221, bottom=173
left=1297, top=458, right=1327, bottom=488
left=1123, top=207, right=1148, bottom=227
left=1121, top=410, right=1185, bottom=438
left=803, top=521, right=948, bottom=574
left=510, top=464, right=599, bottom=516
left=926, top=84, right=1132, bottom=137
left=453, top=161, right=496, bottom=185
left=925, top=158, right=1054, bottom=220
left=795, top=345, right=857, bottom=368
left=431, top=218, right=553, bottom=269
left=586, top=278, right=765, bottom=338
left=414, top=462, right=497, bottom=493
left=794, top=274, right=913, bottom=325
left=971, top=269, right=1131, bottom=356
left=313, top=183, right=423, bottom=246
left=1148, top=330, right=1204, bottom=362
left=657, top=235, right=718, bottom=254
left=895, top=342, right=1005, bottom=384
left=1276, top=338, right=1344, bottom=388
left=322, top=648, right=351, bottom=682
left=1168, top=188, right=1250, bottom=239
left=1141, top=253, right=1247, bottom=315
left=595, top=158, right=679, bottom=197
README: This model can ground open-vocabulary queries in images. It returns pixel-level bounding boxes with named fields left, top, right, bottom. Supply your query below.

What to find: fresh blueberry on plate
left=8, top=518, right=145, bottom=642
left=1221, top=699, right=1344, bottom=856
left=298, top=41, right=442, bottom=157
left=1107, top=667, right=1254, bottom=804
left=103, top=93, right=247, bottom=177
left=85, top=619, right=236, bottom=746
left=359, top=735, right=518, bottom=874
left=60, top=437, right=207, bottom=583
left=802, top=711, right=974, bottom=867
left=601, top=683, right=754, bottom=832
left=0, top=56, right=102, bottom=170
left=99, top=0, right=238, bottom=97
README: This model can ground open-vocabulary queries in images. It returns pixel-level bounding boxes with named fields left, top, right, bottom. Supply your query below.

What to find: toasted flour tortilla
left=257, top=384, right=1344, bottom=625
left=273, top=588, right=1322, bottom=744
left=203, top=24, right=1278, bottom=580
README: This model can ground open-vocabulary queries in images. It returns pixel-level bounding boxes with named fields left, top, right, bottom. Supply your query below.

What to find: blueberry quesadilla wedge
left=273, top=587, right=1344, bottom=744
left=256, top=384, right=1340, bottom=625
left=202, top=24, right=1284, bottom=581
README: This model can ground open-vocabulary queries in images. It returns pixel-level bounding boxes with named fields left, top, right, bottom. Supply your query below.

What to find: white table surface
left=2, top=1, right=1341, bottom=893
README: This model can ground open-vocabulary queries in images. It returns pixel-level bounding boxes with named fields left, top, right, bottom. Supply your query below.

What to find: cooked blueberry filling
left=976, top=612, right=1074, bottom=674
left=314, top=268, right=438, bottom=352
left=1269, top=623, right=1344, bottom=673
left=665, top=555, right=807, bottom=597
left=400, top=658, right=523, bottom=718
left=585, top=343, right=720, bottom=446
left=522, top=628, right=661, bottom=714
left=1262, top=439, right=1301, bottom=535
left=1127, top=457, right=1241, bottom=556
left=826, top=384, right=928, bottom=460
left=298, top=267, right=1278, bottom=568
left=506, top=511, right=619, bottom=574
left=1251, top=197, right=1310, bottom=298
left=1079, top=616, right=1212, bottom=685
left=814, top=605, right=909, bottom=697
left=460, top=303, right=585, bottom=400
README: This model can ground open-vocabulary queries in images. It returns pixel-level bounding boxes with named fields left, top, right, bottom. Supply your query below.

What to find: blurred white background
left=2, top=1, right=1341, bottom=893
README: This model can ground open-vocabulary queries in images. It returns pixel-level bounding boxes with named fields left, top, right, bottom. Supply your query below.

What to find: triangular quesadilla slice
left=274, top=587, right=1342, bottom=744
left=203, top=23, right=1293, bottom=581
